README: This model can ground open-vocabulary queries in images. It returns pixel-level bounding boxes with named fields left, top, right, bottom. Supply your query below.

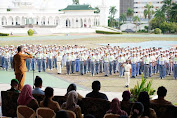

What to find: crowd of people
left=0, top=44, right=177, bottom=80
left=7, top=76, right=173, bottom=118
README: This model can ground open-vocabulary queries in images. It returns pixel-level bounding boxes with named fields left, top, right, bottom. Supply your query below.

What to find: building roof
left=61, top=5, right=95, bottom=11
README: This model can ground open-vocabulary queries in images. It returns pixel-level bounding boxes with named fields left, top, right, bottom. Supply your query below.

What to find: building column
left=0, top=17, right=2, bottom=26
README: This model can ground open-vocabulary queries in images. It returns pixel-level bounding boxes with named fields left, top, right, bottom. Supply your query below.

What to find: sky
left=8, top=0, right=120, bottom=17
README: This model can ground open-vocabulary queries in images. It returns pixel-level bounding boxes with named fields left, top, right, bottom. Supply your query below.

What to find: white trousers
left=124, top=72, right=130, bottom=86
left=57, top=62, right=62, bottom=73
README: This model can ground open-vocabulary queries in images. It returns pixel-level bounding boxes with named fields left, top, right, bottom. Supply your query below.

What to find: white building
left=134, top=0, right=177, bottom=18
left=0, top=0, right=109, bottom=34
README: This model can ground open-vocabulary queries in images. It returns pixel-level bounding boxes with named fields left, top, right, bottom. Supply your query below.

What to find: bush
left=130, top=73, right=156, bottom=102
left=27, top=29, right=34, bottom=36
left=96, top=30, right=122, bottom=34
left=137, top=30, right=148, bottom=33
left=0, top=33, right=9, bottom=36
left=154, top=28, right=161, bottom=34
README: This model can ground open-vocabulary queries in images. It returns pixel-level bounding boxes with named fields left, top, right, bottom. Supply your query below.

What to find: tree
left=169, top=3, right=177, bottom=22
left=162, top=0, right=173, bottom=21
left=72, top=0, right=79, bottom=5
left=132, top=16, right=140, bottom=31
left=144, top=4, right=155, bottom=32
left=126, top=8, right=134, bottom=22
left=94, top=7, right=100, bottom=14
left=109, top=6, right=117, bottom=27
left=119, top=13, right=127, bottom=24
left=154, top=8, right=165, bottom=26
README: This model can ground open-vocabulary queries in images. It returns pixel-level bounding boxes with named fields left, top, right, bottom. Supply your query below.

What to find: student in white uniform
left=57, top=52, right=62, bottom=74
left=124, top=60, right=131, bottom=88
left=104, top=53, right=109, bottom=77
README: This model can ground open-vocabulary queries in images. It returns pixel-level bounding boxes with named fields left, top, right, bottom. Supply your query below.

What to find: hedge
left=96, top=30, right=122, bottom=34
left=154, top=28, right=162, bottom=34
left=0, top=33, right=9, bottom=36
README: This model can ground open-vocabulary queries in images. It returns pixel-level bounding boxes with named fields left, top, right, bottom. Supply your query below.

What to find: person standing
left=118, top=54, right=125, bottom=77
left=79, top=53, right=85, bottom=75
left=130, top=54, right=137, bottom=78
left=66, top=53, right=71, bottom=75
left=71, top=52, right=76, bottom=74
left=36, top=51, right=43, bottom=72
left=143, top=54, right=150, bottom=78
left=90, top=53, right=96, bottom=76
left=57, top=52, right=62, bottom=74
left=4, top=49, right=10, bottom=71
left=158, top=54, right=166, bottom=79
left=104, top=53, right=109, bottom=77
left=13, top=46, right=32, bottom=90
left=75, top=52, right=80, bottom=72
left=109, top=53, right=115, bottom=75
left=42, top=51, right=47, bottom=72
left=124, top=60, right=131, bottom=88
left=173, top=54, right=177, bottom=80
left=95, top=53, right=100, bottom=74
left=84, top=52, right=88, bottom=74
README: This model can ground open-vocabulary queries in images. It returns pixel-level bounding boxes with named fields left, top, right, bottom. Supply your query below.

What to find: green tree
left=72, top=0, right=79, bottom=5
left=162, top=0, right=173, bottom=21
left=169, top=3, right=177, bottom=22
left=144, top=4, right=155, bottom=32
left=126, top=8, right=134, bottom=22
left=119, top=13, right=127, bottom=24
left=94, top=7, right=100, bottom=14
left=154, top=8, right=165, bottom=26
left=109, top=6, right=117, bottom=27
left=132, top=16, right=140, bottom=31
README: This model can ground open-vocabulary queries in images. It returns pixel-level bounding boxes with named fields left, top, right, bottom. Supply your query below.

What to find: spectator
left=122, top=91, right=131, bottom=102
left=121, top=91, right=131, bottom=115
left=86, top=80, right=108, bottom=100
left=62, top=90, right=82, bottom=118
left=84, top=114, right=96, bottom=118
left=32, top=76, right=44, bottom=95
left=107, top=98, right=128, bottom=116
left=40, top=87, right=60, bottom=112
left=65, top=83, right=83, bottom=100
left=129, top=102, right=144, bottom=118
left=17, top=84, right=39, bottom=111
left=56, top=110, right=69, bottom=118
left=151, top=86, right=172, bottom=105
left=7, top=79, right=19, bottom=93
left=138, top=92, right=157, bottom=118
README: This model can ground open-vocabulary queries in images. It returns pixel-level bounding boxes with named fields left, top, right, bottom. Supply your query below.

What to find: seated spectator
left=121, top=91, right=131, bottom=115
left=84, top=114, right=96, bottom=118
left=122, top=91, right=131, bottom=102
left=65, top=83, right=83, bottom=100
left=107, top=98, right=128, bottom=116
left=129, top=102, right=145, bottom=118
left=86, top=80, right=108, bottom=100
left=56, top=110, right=69, bottom=118
left=62, top=90, right=82, bottom=118
left=17, top=84, right=39, bottom=111
left=40, top=87, right=60, bottom=112
left=151, top=86, right=172, bottom=105
left=7, top=79, right=19, bottom=93
left=138, top=92, right=157, bottom=118
left=32, top=76, right=44, bottom=95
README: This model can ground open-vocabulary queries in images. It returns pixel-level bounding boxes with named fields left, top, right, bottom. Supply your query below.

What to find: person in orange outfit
left=13, top=46, right=32, bottom=91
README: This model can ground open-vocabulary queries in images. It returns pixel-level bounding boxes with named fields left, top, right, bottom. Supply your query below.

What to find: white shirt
left=37, top=53, right=43, bottom=59
left=109, top=55, right=115, bottom=62
left=71, top=55, right=76, bottom=61
left=95, top=55, right=101, bottom=61
left=90, top=56, right=96, bottom=62
left=4, top=52, right=10, bottom=58
left=124, top=63, right=131, bottom=72
left=57, top=55, right=62, bottom=62
left=48, top=53, right=54, bottom=59
left=144, top=57, right=150, bottom=64
left=79, top=55, right=85, bottom=61
left=159, top=57, right=165, bottom=65
left=173, top=57, right=177, bottom=64
left=131, top=57, right=137, bottom=64
left=118, top=57, right=125, bottom=63
left=104, top=56, right=109, bottom=62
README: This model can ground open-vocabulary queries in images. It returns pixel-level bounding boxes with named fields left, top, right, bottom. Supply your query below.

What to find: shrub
left=130, top=73, right=156, bottom=102
left=27, top=29, right=34, bottom=36
left=96, top=30, right=122, bottom=34
left=154, top=28, right=161, bottom=34
left=0, top=33, right=9, bottom=36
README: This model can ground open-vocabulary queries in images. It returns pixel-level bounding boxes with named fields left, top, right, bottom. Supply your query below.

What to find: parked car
left=124, top=29, right=136, bottom=33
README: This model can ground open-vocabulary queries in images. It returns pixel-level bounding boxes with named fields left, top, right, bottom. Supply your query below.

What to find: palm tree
left=119, top=13, right=127, bottom=24
left=109, top=6, right=117, bottom=27
left=169, top=3, right=177, bottom=22
left=162, top=0, right=173, bottom=21
left=72, top=0, right=79, bottom=5
left=126, top=8, right=134, bottom=22
left=132, top=16, right=140, bottom=31
left=155, top=8, right=165, bottom=26
left=144, top=4, right=155, bottom=32
left=94, top=7, right=100, bottom=14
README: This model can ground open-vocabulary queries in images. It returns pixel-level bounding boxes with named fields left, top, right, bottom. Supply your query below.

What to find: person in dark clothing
left=7, top=79, right=19, bottom=93
left=85, top=80, right=108, bottom=100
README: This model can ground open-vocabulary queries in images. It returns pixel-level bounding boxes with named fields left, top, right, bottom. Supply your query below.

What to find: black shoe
left=58, top=73, right=60, bottom=74
left=131, top=76, right=135, bottom=78
left=125, top=85, right=129, bottom=88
